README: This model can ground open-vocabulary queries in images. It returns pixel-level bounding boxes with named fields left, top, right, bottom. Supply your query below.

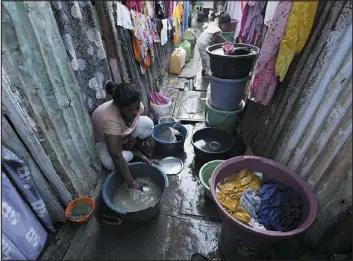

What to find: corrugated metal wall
left=240, top=0, right=352, bottom=249
left=2, top=1, right=102, bottom=200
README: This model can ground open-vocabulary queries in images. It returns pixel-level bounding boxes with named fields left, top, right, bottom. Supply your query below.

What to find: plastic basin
left=206, top=43, right=260, bottom=79
left=152, top=122, right=188, bottom=156
left=192, top=127, right=234, bottom=166
left=199, top=160, right=224, bottom=200
left=102, top=162, right=169, bottom=222
left=210, top=156, right=317, bottom=249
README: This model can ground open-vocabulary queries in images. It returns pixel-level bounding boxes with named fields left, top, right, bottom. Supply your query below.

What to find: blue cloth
left=256, top=183, right=302, bottom=232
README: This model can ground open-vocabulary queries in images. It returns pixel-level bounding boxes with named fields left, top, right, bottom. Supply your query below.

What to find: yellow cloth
left=216, top=169, right=260, bottom=224
left=275, top=1, right=319, bottom=81
left=173, top=2, right=183, bottom=44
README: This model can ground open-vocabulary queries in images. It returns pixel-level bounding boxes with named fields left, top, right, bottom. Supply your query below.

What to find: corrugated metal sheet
left=240, top=0, right=352, bottom=248
left=2, top=1, right=102, bottom=199
left=99, top=1, right=174, bottom=114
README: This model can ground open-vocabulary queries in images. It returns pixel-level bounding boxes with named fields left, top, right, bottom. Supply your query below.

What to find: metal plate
left=158, top=157, right=184, bottom=175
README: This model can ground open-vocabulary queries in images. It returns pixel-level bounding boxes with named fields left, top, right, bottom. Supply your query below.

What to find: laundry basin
left=102, top=162, right=169, bottom=222
left=210, top=156, right=317, bottom=251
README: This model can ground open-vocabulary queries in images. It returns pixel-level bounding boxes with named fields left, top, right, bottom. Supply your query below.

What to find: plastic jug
left=181, top=29, right=196, bottom=57
left=169, top=48, right=186, bottom=75
left=180, top=40, right=191, bottom=63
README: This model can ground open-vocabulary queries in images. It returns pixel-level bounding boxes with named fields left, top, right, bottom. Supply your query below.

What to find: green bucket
left=199, top=160, right=224, bottom=200
left=205, top=99, right=245, bottom=134
left=221, top=32, right=235, bottom=42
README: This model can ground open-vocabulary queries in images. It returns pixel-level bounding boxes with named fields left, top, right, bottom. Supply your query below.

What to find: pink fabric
left=91, top=100, right=144, bottom=142
left=248, top=1, right=293, bottom=106
left=239, top=3, right=249, bottom=38
left=239, top=1, right=266, bottom=45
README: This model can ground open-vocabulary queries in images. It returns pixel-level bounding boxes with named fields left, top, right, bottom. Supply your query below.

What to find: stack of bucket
left=205, top=43, right=260, bottom=134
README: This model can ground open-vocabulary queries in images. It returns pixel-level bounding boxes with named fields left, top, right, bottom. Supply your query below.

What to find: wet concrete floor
left=95, top=124, right=224, bottom=260
left=95, top=28, right=225, bottom=260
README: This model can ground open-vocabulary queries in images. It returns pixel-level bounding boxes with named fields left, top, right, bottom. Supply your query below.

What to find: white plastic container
left=150, top=97, right=173, bottom=119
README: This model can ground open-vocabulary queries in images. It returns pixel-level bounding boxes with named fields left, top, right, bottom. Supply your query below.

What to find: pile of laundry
left=216, top=169, right=303, bottom=232
left=223, top=41, right=252, bottom=56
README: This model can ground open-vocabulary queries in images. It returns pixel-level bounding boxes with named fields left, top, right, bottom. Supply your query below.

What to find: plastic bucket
left=206, top=99, right=245, bottom=134
left=152, top=122, right=188, bottom=156
left=221, top=32, right=235, bottom=42
left=210, top=156, right=317, bottom=252
left=199, top=160, right=224, bottom=200
left=150, top=97, right=173, bottom=120
left=210, top=74, right=250, bottom=111
left=206, top=43, right=260, bottom=79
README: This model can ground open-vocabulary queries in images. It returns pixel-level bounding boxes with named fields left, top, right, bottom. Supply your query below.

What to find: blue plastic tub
left=210, top=74, right=251, bottom=111
left=102, top=162, right=169, bottom=222
left=152, top=122, right=188, bottom=156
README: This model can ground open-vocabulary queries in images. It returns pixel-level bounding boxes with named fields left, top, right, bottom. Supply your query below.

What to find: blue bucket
left=152, top=122, right=188, bottom=156
left=102, top=162, right=169, bottom=222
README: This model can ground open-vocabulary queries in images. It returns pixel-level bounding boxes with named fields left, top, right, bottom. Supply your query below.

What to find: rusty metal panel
left=239, top=0, right=352, bottom=247
left=2, top=1, right=102, bottom=199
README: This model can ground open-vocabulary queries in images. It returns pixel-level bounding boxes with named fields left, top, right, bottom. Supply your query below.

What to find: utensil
left=157, top=157, right=184, bottom=175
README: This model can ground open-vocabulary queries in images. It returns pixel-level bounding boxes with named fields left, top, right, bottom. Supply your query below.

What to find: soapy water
left=113, top=177, right=162, bottom=212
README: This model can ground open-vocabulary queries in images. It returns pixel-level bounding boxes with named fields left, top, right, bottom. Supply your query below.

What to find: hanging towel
left=116, top=2, right=133, bottom=30
left=248, top=1, right=293, bottom=106
left=264, top=1, right=279, bottom=27
left=275, top=1, right=319, bottom=81
left=161, top=19, right=168, bottom=46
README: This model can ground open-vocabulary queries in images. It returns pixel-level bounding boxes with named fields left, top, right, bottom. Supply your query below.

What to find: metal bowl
left=158, top=116, right=177, bottom=124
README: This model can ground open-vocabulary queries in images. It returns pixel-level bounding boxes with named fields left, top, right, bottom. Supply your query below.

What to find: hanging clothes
left=125, top=1, right=143, bottom=13
left=248, top=1, right=293, bottom=106
left=130, top=10, right=154, bottom=73
left=167, top=0, right=174, bottom=17
left=264, top=1, right=279, bottom=27
left=116, top=2, right=133, bottom=30
left=149, top=17, right=160, bottom=43
left=161, top=19, right=168, bottom=46
left=172, top=1, right=183, bottom=44
left=275, top=1, right=319, bottom=81
left=239, top=1, right=266, bottom=46
left=155, top=0, right=167, bottom=19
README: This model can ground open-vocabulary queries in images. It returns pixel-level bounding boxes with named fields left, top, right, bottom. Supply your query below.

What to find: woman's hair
left=105, top=81, right=140, bottom=108
left=218, top=12, right=231, bottom=26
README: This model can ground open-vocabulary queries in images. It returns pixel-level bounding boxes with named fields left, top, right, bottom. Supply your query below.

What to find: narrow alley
left=1, top=1, right=352, bottom=261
